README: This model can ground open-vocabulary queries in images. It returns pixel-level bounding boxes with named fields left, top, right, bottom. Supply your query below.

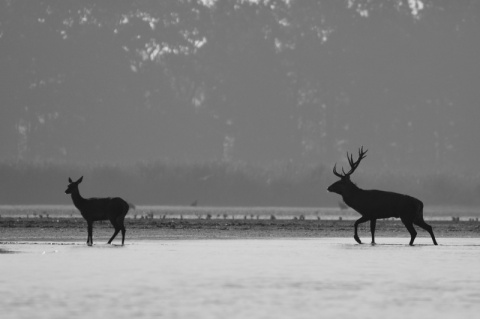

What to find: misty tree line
left=1, top=160, right=479, bottom=206
left=1, top=1, right=479, bottom=170
left=1, top=1, right=480, bottom=206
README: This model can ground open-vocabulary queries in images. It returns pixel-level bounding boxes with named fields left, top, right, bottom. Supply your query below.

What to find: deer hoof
left=354, top=236, right=362, bottom=244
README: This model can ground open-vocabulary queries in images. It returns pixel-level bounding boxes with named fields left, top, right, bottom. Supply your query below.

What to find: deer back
left=78, top=197, right=129, bottom=222
left=347, top=188, right=422, bottom=220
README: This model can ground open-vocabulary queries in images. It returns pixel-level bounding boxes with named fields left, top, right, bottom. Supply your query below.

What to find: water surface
left=1, top=238, right=479, bottom=319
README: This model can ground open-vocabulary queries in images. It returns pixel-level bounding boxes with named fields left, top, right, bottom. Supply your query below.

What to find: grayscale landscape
left=1, top=1, right=480, bottom=318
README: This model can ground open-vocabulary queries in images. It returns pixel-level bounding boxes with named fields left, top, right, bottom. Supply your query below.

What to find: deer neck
left=342, top=183, right=363, bottom=207
left=70, top=188, right=86, bottom=210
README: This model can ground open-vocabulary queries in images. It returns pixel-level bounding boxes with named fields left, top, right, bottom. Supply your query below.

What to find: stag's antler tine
left=359, top=146, right=368, bottom=158
left=344, top=152, right=356, bottom=176
left=347, top=152, right=355, bottom=167
left=342, top=147, right=368, bottom=176
left=333, top=163, right=343, bottom=178
left=333, top=147, right=368, bottom=178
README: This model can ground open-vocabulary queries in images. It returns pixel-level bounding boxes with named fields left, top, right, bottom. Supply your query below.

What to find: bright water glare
left=1, top=238, right=480, bottom=319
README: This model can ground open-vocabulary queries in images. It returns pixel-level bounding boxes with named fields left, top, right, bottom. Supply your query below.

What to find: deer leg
left=108, top=228, right=120, bottom=244
left=414, top=220, right=438, bottom=246
left=402, top=221, right=417, bottom=246
left=119, top=218, right=126, bottom=246
left=121, top=226, right=126, bottom=246
left=87, top=221, right=93, bottom=246
left=108, top=219, right=120, bottom=244
left=354, top=216, right=370, bottom=244
left=370, top=219, right=377, bottom=245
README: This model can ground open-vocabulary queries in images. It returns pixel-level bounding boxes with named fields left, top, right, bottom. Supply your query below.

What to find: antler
left=332, top=147, right=368, bottom=178
left=332, top=163, right=344, bottom=178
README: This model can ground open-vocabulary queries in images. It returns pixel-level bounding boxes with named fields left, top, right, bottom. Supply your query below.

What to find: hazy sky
left=1, top=0, right=479, bottom=173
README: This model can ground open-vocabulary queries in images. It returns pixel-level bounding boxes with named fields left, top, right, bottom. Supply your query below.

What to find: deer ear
left=77, top=176, right=83, bottom=184
left=68, top=177, right=73, bottom=183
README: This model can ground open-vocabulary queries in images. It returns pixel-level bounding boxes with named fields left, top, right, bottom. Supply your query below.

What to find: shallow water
left=1, top=238, right=479, bottom=319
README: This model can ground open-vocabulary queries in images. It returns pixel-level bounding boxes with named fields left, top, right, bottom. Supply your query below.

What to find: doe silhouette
left=65, top=176, right=133, bottom=246
left=327, top=147, right=438, bottom=246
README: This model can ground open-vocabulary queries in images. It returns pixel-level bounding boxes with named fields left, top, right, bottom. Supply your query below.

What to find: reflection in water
left=0, top=238, right=479, bottom=318
left=0, top=248, right=19, bottom=254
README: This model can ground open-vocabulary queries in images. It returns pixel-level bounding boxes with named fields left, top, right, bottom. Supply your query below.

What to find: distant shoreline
left=1, top=205, right=480, bottom=221
left=0, top=218, right=478, bottom=243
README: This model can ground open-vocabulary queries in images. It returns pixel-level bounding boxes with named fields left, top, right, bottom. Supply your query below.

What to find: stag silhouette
left=65, top=176, right=133, bottom=246
left=327, top=147, right=438, bottom=246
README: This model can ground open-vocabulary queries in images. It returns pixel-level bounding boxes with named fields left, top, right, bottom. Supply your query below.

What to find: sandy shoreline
left=0, top=217, right=479, bottom=243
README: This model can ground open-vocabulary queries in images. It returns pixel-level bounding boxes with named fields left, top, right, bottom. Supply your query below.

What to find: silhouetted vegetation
left=0, top=160, right=479, bottom=206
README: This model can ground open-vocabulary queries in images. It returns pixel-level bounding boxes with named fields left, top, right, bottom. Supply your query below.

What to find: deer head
left=327, top=147, right=367, bottom=196
left=65, top=176, right=83, bottom=194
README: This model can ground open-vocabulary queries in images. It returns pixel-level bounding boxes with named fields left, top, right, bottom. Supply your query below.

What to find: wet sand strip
left=0, top=218, right=478, bottom=242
